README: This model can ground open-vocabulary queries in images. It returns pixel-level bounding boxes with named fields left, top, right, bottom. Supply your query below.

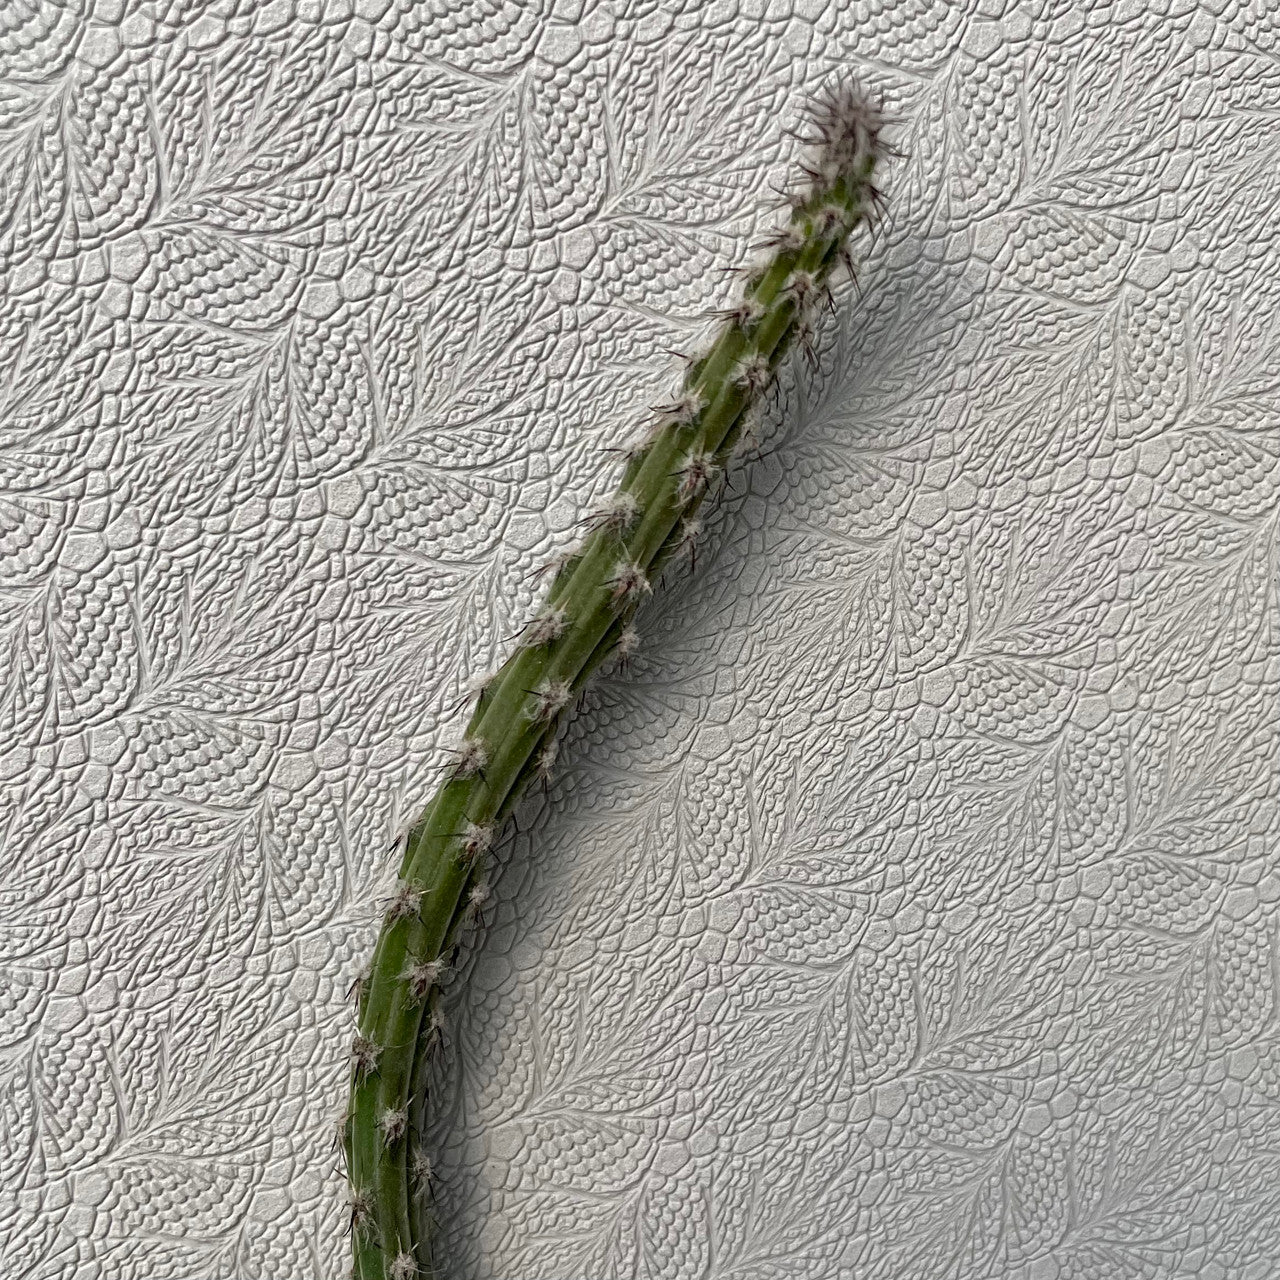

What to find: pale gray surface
left=2, top=1, right=1279, bottom=1278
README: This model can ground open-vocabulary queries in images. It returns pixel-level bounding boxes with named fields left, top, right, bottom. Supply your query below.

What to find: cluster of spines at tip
left=800, top=79, right=890, bottom=186
left=346, top=79, right=890, bottom=1280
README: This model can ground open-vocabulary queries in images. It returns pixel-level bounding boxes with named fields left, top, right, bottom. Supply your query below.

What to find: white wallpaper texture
left=3, top=0, right=1279, bottom=1277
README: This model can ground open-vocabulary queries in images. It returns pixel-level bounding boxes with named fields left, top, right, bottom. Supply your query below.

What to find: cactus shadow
left=419, top=229, right=989, bottom=1278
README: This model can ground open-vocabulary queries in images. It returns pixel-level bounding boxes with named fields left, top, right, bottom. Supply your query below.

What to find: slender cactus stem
left=343, top=80, right=891, bottom=1280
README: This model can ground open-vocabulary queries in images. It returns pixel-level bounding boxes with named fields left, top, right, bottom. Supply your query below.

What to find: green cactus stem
left=343, top=80, right=891, bottom=1280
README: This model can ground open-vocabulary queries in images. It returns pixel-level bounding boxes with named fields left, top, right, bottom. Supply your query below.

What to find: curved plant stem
left=343, top=80, right=892, bottom=1280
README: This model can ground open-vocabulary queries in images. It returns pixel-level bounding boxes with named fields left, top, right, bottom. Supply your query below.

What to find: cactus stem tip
left=803, top=79, right=889, bottom=178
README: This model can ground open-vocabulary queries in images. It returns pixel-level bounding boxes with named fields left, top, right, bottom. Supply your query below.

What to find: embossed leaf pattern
left=1, top=2, right=1278, bottom=1279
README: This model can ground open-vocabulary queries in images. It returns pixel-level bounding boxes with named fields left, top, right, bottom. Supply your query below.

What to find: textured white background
left=2, top=0, right=1279, bottom=1278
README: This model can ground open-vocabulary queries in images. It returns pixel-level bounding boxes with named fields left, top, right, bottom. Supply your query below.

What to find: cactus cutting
left=342, top=80, right=893, bottom=1280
